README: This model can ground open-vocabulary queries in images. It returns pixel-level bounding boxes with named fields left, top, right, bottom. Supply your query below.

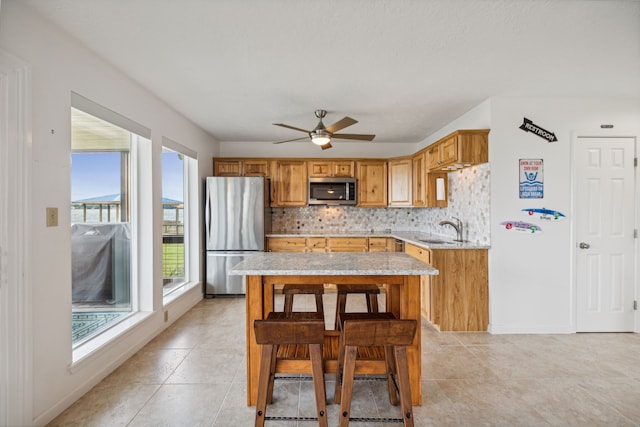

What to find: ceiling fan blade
left=325, top=116, right=357, bottom=133
left=273, top=123, right=311, bottom=133
left=332, top=133, right=376, bottom=141
left=273, top=136, right=309, bottom=144
left=320, top=142, right=332, bottom=150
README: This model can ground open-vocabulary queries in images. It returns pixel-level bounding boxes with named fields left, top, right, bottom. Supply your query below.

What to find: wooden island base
left=245, top=273, right=423, bottom=406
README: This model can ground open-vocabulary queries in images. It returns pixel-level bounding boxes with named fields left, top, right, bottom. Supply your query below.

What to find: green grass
left=162, top=243, right=185, bottom=277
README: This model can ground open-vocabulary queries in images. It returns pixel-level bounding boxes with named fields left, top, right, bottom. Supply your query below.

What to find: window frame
left=161, top=137, right=198, bottom=303
left=70, top=94, right=153, bottom=362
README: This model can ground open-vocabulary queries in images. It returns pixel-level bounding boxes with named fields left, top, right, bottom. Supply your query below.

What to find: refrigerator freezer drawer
left=205, top=252, right=249, bottom=295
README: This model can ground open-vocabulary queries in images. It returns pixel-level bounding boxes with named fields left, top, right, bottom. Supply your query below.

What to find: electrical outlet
left=46, top=207, right=58, bottom=227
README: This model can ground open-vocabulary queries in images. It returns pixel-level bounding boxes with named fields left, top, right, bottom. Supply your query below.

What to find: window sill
left=163, top=281, right=200, bottom=306
left=69, top=311, right=154, bottom=373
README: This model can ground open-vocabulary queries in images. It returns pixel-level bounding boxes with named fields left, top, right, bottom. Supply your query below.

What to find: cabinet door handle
left=579, top=242, right=590, bottom=249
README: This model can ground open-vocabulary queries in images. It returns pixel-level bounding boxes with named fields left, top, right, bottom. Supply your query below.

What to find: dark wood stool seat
left=334, top=313, right=416, bottom=427
left=334, top=284, right=380, bottom=329
left=254, top=311, right=328, bottom=427
left=283, top=284, right=325, bottom=314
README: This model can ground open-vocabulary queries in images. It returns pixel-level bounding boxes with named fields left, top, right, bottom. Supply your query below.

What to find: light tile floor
left=49, top=294, right=640, bottom=426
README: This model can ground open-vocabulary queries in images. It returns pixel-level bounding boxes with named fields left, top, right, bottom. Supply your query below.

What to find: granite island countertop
left=266, top=231, right=490, bottom=250
left=229, top=251, right=439, bottom=276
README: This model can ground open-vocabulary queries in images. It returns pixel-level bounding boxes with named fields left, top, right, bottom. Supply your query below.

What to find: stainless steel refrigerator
left=204, top=176, right=270, bottom=296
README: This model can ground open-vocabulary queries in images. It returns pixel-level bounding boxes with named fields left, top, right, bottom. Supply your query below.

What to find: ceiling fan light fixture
left=310, top=130, right=331, bottom=146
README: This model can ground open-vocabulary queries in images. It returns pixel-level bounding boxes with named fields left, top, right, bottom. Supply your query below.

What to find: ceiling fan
left=273, top=110, right=375, bottom=150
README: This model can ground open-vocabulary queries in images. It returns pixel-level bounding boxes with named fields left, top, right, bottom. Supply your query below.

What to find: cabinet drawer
left=328, top=237, right=368, bottom=252
left=307, top=237, right=327, bottom=252
left=368, top=237, right=390, bottom=252
left=328, top=237, right=367, bottom=247
left=405, top=243, right=431, bottom=264
left=267, top=237, right=307, bottom=252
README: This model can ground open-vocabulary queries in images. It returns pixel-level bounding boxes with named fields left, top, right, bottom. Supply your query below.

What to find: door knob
left=579, top=242, right=590, bottom=249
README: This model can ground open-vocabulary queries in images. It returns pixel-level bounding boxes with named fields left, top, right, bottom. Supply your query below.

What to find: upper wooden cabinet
left=213, top=158, right=270, bottom=177
left=307, top=160, right=355, bottom=178
left=356, top=160, right=388, bottom=207
left=425, top=129, right=489, bottom=172
left=412, top=152, right=427, bottom=207
left=271, top=160, right=308, bottom=207
left=213, top=159, right=242, bottom=176
left=244, top=160, right=270, bottom=176
left=388, top=157, right=413, bottom=207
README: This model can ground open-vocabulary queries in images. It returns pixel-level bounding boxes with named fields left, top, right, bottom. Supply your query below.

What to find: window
left=161, top=138, right=197, bottom=297
left=70, top=95, right=150, bottom=348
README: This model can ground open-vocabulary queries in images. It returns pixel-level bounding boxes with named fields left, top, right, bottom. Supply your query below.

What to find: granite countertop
left=266, top=231, right=490, bottom=250
left=229, top=252, right=439, bottom=276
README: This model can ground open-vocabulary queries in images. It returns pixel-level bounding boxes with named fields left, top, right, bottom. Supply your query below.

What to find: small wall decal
left=522, top=208, right=566, bottom=221
left=519, top=159, right=544, bottom=199
left=500, top=221, right=543, bottom=234
left=519, top=117, right=558, bottom=142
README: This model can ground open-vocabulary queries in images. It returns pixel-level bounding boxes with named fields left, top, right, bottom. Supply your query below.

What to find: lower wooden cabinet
left=406, top=244, right=488, bottom=332
left=405, top=243, right=432, bottom=321
left=429, top=249, right=488, bottom=331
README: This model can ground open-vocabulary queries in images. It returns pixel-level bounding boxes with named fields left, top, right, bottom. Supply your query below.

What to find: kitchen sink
left=418, top=239, right=454, bottom=244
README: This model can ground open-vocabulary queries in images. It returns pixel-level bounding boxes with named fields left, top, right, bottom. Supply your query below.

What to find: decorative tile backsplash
left=271, top=163, right=490, bottom=244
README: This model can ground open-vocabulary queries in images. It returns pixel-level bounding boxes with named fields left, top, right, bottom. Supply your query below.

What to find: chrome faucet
left=439, top=217, right=464, bottom=242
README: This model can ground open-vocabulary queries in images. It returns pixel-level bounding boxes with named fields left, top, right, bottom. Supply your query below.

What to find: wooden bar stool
left=334, top=284, right=380, bottom=329
left=253, top=311, right=328, bottom=427
left=282, top=284, right=324, bottom=314
left=334, top=313, right=417, bottom=427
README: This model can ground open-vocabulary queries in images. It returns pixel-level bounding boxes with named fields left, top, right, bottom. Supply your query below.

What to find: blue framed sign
left=519, top=159, right=543, bottom=199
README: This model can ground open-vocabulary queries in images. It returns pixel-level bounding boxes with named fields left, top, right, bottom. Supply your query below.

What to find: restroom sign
left=519, top=159, right=543, bottom=199
left=519, top=118, right=558, bottom=142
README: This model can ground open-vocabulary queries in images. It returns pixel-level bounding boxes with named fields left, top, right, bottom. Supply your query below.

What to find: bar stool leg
left=283, top=294, right=294, bottom=313
left=339, top=346, right=358, bottom=427
left=384, top=345, right=399, bottom=405
left=315, top=293, right=325, bottom=315
left=255, top=344, right=275, bottom=427
left=309, top=343, right=328, bottom=427
left=394, top=346, right=415, bottom=427
left=334, top=330, right=346, bottom=404
left=334, top=293, right=347, bottom=330
left=366, top=293, right=379, bottom=313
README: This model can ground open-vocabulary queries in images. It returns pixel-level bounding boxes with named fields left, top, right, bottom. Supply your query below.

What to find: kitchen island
left=231, top=251, right=438, bottom=406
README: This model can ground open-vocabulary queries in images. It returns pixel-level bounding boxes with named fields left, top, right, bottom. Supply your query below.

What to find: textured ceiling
left=21, top=0, right=640, bottom=144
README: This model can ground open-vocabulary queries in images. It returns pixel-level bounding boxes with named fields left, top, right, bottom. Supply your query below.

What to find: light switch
left=46, top=207, right=58, bottom=227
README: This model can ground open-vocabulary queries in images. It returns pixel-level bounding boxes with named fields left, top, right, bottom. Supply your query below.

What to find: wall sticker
left=519, top=159, right=543, bottom=199
left=500, top=221, right=542, bottom=234
left=519, top=117, right=558, bottom=142
left=522, top=208, right=566, bottom=221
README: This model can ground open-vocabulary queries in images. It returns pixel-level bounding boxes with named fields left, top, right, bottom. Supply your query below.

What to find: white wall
left=0, top=1, right=219, bottom=425
left=218, top=139, right=417, bottom=158
left=421, top=96, right=640, bottom=334
left=488, top=97, right=640, bottom=333
left=416, top=99, right=491, bottom=150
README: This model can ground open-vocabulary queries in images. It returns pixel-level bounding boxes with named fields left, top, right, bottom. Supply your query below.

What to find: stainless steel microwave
left=308, top=177, right=357, bottom=205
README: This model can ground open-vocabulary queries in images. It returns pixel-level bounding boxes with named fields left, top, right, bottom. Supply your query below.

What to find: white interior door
left=575, top=136, right=636, bottom=332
